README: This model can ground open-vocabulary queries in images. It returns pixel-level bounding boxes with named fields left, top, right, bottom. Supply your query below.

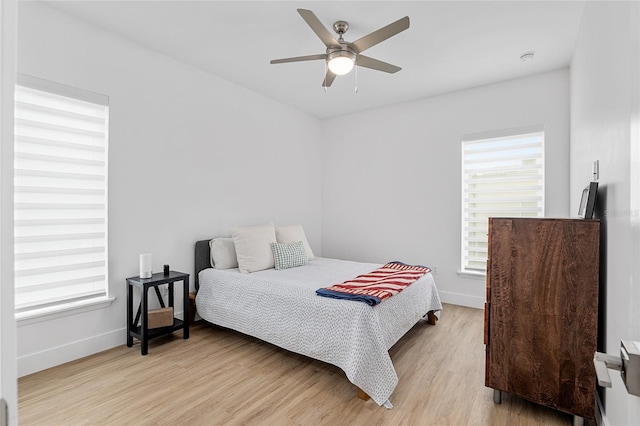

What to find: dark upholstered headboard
left=194, top=239, right=213, bottom=291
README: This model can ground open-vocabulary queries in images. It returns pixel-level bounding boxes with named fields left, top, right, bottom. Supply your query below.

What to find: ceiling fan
left=270, top=9, right=410, bottom=87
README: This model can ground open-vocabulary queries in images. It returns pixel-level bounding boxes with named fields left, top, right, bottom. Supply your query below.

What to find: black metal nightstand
left=126, top=271, right=190, bottom=355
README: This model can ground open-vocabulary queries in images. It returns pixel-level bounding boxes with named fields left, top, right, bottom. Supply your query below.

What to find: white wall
left=16, top=2, right=323, bottom=376
left=570, top=1, right=640, bottom=424
left=321, top=70, right=570, bottom=308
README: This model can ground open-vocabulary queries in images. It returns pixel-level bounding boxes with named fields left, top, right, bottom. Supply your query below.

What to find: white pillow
left=209, top=238, right=238, bottom=269
left=231, top=223, right=277, bottom=273
left=275, top=225, right=315, bottom=260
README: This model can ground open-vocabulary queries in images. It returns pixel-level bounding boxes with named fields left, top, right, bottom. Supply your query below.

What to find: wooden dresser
left=484, top=217, right=600, bottom=420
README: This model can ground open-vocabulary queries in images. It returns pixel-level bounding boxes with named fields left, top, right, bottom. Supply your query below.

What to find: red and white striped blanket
left=316, top=261, right=431, bottom=306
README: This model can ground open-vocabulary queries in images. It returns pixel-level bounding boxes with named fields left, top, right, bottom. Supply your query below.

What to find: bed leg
left=357, top=387, right=370, bottom=401
left=427, top=311, right=438, bottom=325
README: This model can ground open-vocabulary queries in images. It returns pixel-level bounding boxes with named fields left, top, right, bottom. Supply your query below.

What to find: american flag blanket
left=316, top=261, right=431, bottom=306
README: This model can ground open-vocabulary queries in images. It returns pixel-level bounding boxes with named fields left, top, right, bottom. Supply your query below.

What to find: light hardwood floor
left=19, top=303, right=572, bottom=425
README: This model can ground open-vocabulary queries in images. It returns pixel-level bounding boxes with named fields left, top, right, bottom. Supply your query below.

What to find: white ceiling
left=43, top=1, right=586, bottom=119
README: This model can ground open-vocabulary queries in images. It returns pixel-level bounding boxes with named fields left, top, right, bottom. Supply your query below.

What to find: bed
left=194, top=238, right=442, bottom=408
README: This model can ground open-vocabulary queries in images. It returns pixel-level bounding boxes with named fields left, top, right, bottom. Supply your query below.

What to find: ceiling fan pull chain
left=324, top=61, right=329, bottom=93
left=354, top=59, right=358, bottom=93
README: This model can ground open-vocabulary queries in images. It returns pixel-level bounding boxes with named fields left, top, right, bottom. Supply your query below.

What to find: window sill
left=16, top=296, right=116, bottom=326
left=457, top=270, right=486, bottom=280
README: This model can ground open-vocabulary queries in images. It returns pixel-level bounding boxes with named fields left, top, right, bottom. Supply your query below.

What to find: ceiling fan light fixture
left=327, top=50, right=356, bottom=75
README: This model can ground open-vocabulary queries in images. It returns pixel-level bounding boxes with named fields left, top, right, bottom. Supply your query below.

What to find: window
left=14, top=75, right=109, bottom=314
left=461, top=126, right=544, bottom=274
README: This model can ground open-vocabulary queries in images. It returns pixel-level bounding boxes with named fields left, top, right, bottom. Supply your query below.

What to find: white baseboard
left=18, top=327, right=126, bottom=377
left=18, top=309, right=187, bottom=377
left=438, top=290, right=484, bottom=309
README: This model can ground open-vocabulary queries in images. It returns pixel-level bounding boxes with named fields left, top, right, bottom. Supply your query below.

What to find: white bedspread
left=196, top=257, right=442, bottom=406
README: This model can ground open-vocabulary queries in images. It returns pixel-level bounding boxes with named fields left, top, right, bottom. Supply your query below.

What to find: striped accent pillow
left=271, top=241, right=308, bottom=270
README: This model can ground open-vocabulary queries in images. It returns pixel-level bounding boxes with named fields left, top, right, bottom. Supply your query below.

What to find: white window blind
left=14, top=75, right=109, bottom=312
left=461, top=126, right=544, bottom=273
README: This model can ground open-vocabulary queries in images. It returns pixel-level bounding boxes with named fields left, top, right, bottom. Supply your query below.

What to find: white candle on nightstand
left=139, top=253, right=152, bottom=278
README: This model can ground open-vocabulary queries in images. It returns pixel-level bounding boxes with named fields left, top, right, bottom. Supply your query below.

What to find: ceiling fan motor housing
left=328, top=20, right=355, bottom=63
left=327, top=45, right=356, bottom=62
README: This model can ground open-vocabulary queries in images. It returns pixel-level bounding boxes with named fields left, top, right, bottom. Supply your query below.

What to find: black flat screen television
left=578, top=182, right=598, bottom=219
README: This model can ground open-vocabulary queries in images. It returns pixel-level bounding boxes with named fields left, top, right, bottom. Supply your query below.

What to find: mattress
left=196, top=257, right=442, bottom=407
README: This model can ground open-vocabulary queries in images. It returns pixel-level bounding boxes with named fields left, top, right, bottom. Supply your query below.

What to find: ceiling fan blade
left=350, top=16, right=410, bottom=53
left=322, top=70, right=337, bottom=87
left=297, top=9, right=339, bottom=48
left=270, top=54, right=327, bottom=64
left=356, top=55, right=401, bottom=73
